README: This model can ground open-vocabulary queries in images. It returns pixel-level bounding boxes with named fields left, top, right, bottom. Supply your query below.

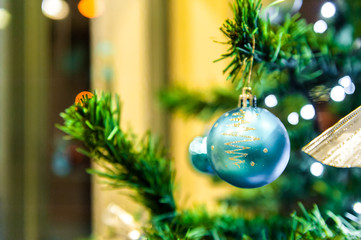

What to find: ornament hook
left=238, top=87, right=256, bottom=108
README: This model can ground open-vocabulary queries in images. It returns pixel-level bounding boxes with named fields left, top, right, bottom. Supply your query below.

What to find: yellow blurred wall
left=91, top=0, right=150, bottom=237
left=168, top=0, right=234, bottom=209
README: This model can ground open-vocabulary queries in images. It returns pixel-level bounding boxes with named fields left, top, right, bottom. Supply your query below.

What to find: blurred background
left=0, top=0, right=360, bottom=239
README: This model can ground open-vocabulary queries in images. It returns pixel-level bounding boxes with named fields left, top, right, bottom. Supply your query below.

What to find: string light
left=330, top=86, right=345, bottom=102
left=264, top=94, right=278, bottom=108
left=287, top=112, right=299, bottom=125
left=41, top=0, right=69, bottom=20
left=300, top=104, right=315, bottom=120
left=310, top=162, right=324, bottom=177
left=313, top=20, right=328, bottom=33
left=321, top=2, right=336, bottom=18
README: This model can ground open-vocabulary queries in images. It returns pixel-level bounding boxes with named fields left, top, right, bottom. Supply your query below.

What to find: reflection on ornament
left=78, top=0, right=105, bottom=19
left=207, top=88, right=290, bottom=188
left=303, top=105, right=361, bottom=168
left=189, top=136, right=214, bottom=174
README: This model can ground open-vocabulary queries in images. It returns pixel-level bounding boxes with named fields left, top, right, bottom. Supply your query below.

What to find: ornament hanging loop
left=238, top=35, right=257, bottom=108
left=238, top=87, right=257, bottom=108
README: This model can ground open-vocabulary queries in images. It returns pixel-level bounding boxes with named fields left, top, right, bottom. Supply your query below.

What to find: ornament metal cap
left=238, top=87, right=257, bottom=108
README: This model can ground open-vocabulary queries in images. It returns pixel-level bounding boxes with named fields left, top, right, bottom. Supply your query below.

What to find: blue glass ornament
left=207, top=88, right=290, bottom=188
left=189, top=136, right=214, bottom=174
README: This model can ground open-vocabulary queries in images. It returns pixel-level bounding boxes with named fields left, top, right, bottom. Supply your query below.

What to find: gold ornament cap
left=238, top=87, right=257, bottom=108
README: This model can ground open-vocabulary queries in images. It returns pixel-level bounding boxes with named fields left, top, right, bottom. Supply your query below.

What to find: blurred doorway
left=0, top=0, right=92, bottom=239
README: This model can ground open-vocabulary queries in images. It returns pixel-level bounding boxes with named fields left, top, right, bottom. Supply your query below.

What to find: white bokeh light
left=264, top=94, right=278, bottom=108
left=287, top=112, right=299, bottom=125
left=338, top=75, right=352, bottom=88
left=321, top=2, right=336, bottom=18
left=300, top=104, right=315, bottom=120
left=42, top=0, right=69, bottom=20
left=344, top=82, right=355, bottom=95
left=128, top=230, right=141, bottom=240
left=353, top=202, right=361, bottom=214
left=330, top=86, right=346, bottom=102
left=310, top=162, right=324, bottom=177
left=313, top=20, right=328, bottom=33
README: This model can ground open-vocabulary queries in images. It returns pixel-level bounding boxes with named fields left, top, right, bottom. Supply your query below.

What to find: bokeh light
left=128, top=230, right=141, bottom=240
left=321, top=2, right=336, bottom=18
left=287, top=112, right=299, bottom=125
left=300, top=104, right=315, bottom=120
left=338, top=76, right=356, bottom=95
left=353, top=202, right=361, bottom=214
left=264, top=94, right=278, bottom=108
left=78, top=0, right=105, bottom=19
left=338, top=75, right=352, bottom=88
left=344, top=83, right=355, bottom=95
left=330, top=86, right=345, bottom=102
left=42, top=0, right=69, bottom=20
left=310, top=162, right=324, bottom=177
left=313, top=20, right=328, bottom=33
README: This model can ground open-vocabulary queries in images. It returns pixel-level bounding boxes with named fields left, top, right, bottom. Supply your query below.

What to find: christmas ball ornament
left=189, top=136, right=214, bottom=174
left=207, top=88, right=290, bottom=188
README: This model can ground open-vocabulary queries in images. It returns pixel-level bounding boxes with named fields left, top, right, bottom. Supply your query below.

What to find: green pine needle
left=57, top=92, right=176, bottom=218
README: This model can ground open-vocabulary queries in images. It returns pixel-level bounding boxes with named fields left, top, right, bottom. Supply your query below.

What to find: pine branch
left=218, top=0, right=311, bottom=83
left=218, top=0, right=360, bottom=89
left=144, top=204, right=361, bottom=239
left=57, top=92, right=176, bottom=218
left=159, top=86, right=239, bottom=120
